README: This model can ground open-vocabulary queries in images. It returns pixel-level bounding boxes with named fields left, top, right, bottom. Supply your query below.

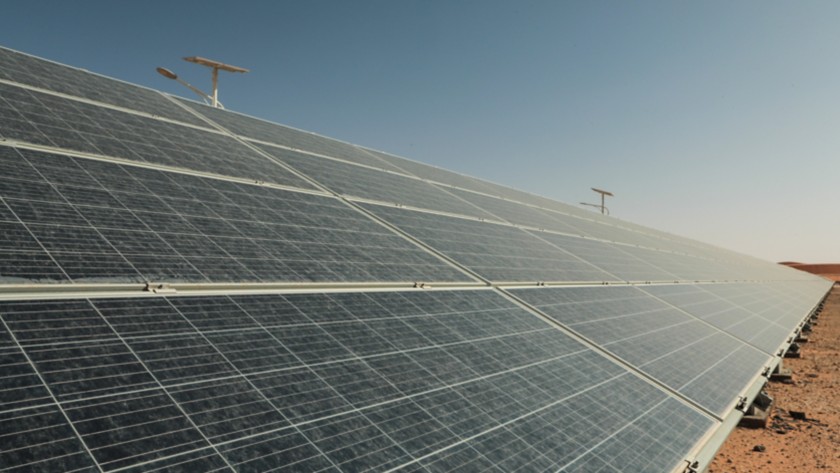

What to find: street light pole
left=183, top=56, right=249, bottom=109
left=156, top=57, right=249, bottom=109
left=580, top=188, right=614, bottom=215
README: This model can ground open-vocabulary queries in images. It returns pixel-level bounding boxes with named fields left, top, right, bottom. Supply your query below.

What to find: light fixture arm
left=156, top=67, right=224, bottom=109
left=176, top=76, right=220, bottom=107
left=580, top=202, right=611, bottom=215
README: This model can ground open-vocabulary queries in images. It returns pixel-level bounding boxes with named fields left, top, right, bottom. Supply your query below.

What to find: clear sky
left=3, top=1, right=839, bottom=263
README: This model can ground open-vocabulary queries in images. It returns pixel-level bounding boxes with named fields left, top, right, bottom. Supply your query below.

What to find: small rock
left=776, top=428, right=787, bottom=434
left=790, top=410, right=807, bottom=420
left=753, top=445, right=766, bottom=452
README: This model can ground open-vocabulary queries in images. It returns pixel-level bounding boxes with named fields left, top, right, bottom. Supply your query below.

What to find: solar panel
left=641, top=284, right=793, bottom=354
left=0, top=145, right=470, bottom=283
left=0, top=46, right=833, bottom=473
left=0, top=289, right=719, bottom=472
left=176, top=98, right=408, bottom=172
left=255, top=143, right=497, bottom=218
left=359, top=145, right=661, bottom=229
left=528, top=231, right=679, bottom=282
left=509, top=286, right=772, bottom=415
left=0, top=405, right=99, bottom=471
left=447, top=187, right=671, bottom=247
left=0, top=82, right=312, bottom=188
left=0, top=46, right=209, bottom=127
left=361, top=202, right=618, bottom=283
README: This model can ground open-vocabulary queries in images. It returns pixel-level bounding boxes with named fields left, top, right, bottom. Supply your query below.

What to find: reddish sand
left=708, top=287, right=840, bottom=472
left=780, top=263, right=840, bottom=282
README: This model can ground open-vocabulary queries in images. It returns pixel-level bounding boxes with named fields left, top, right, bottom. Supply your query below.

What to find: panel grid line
left=384, top=373, right=627, bottom=473
left=0, top=315, right=105, bottom=472
left=0, top=322, right=558, bottom=419
left=107, top=332, right=596, bottom=473
left=80, top=301, right=238, bottom=473
left=497, top=287, right=724, bottom=421
left=0, top=195, right=72, bottom=281
left=157, top=297, right=346, bottom=472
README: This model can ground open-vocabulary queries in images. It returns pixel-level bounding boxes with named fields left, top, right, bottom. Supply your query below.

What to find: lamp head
left=156, top=67, right=178, bottom=80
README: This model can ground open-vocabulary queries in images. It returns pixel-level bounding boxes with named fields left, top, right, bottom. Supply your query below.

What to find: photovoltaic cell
left=25, top=339, right=158, bottom=400
left=361, top=203, right=618, bottom=283
left=700, top=283, right=807, bottom=328
left=118, top=448, right=230, bottom=473
left=360, top=146, right=541, bottom=200
left=63, top=389, right=211, bottom=470
left=559, top=397, right=714, bottom=473
left=0, top=405, right=98, bottom=472
left=257, top=143, right=497, bottom=218
left=618, top=244, right=734, bottom=281
left=445, top=187, right=588, bottom=233
left=0, top=46, right=208, bottom=127
left=176, top=97, right=408, bottom=172
left=360, top=146, right=647, bottom=227
left=641, top=284, right=793, bottom=354
left=0, top=344, right=53, bottom=412
left=417, top=374, right=713, bottom=473
left=447, top=186, right=674, bottom=250
left=0, top=82, right=313, bottom=188
left=510, top=286, right=772, bottom=416
left=0, top=289, right=718, bottom=472
left=361, top=147, right=754, bottom=264
left=530, top=231, right=679, bottom=282
left=0, top=146, right=471, bottom=284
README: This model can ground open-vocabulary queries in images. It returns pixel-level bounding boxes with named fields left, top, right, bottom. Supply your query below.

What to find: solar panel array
left=0, top=45, right=831, bottom=473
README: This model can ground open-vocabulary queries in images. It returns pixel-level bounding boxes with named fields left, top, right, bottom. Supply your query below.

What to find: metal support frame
left=769, top=357, right=793, bottom=382
left=737, top=389, right=773, bottom=428
left=683, top=374, right=768, bottom=473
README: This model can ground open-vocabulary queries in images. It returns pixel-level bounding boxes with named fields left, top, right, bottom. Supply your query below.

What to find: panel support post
left=737, top=390, right=774, bottom=428
left=769, top=358, right=793, bottom=383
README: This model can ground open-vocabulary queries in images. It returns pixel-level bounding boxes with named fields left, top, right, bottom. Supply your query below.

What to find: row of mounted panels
left=0, top=45, right=799, bottom=273
left=2, top=287, right=766, bottom=473
left=0, top=44, right=783, bottom=266
left=2, top=282, right=825, bottom=413
left=0, top=45, right=833, bottom=473
left=2, top=282, right=829, bottom=473
left=0, top=76, right=735, bottom=267
left=0, top=144, right=819, bottom=285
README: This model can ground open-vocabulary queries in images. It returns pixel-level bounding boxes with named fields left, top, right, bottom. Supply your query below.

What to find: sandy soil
left=708, top=286, right=840, bottom=472
left=781, top=264, right=840, bottom=282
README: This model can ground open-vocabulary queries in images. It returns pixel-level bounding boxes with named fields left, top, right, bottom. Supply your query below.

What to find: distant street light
left=183, top=57, right=249, bottom=109
left=580, top=187, right=613, bottom=215
left=155, top=67, right=218, bottom=107
left=156, top=56, right=249, bottom=109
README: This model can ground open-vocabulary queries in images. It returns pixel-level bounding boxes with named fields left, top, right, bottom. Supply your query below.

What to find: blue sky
left=3, top=1, right=839, bottom=262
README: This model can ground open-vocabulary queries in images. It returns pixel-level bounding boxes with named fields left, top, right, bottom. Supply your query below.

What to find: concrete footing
left=738, top=390, right=774, bottom=428
left=784, top=343, right=802, bottom=358
left=769, top=359, right=793, bottom=383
